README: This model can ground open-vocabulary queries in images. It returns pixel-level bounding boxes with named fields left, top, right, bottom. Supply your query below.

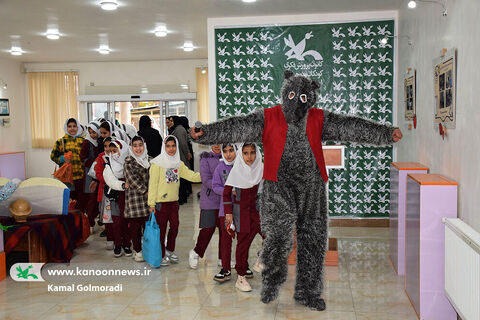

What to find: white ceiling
left=0, top=0, right=403, bottom=62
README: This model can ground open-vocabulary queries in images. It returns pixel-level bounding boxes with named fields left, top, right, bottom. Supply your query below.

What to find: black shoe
left=99, top=229, right=106, bottom=237
left=123, top=246, right=133, bottom=257
left=114, top=246, right=122, bottom=257
left=214, top=269, right=232, bottom=282
left=245, top=268, right=254, bottom=279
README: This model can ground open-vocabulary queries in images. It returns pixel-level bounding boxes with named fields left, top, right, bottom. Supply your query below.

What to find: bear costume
left=191, top=70, right=402, bottom=311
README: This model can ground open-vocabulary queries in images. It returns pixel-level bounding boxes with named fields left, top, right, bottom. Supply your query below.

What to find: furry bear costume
left=192, top=70, right=401, bottom=311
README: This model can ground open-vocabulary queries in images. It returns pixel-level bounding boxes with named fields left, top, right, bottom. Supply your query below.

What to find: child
left=211, top=144, right=237, bottom=282
left=80, top=120, right=101, bottom=233
left=102, top=139, right=131, bottom=257
left=148, top=135, right=201, bottom=266
left=189, top=145, right=222, bottom=269
left=124, top=136, right=151, bottom=262
left=100, top=121, right=130, bottom=144
left=94, top=137, right=114, bottom=249
left=223, top=143, right=264, bottom=292
left=50, top=118, right=85, bottom=206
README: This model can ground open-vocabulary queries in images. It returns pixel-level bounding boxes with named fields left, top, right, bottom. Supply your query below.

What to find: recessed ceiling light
left=154, top=25, right=168, bottom=37
left=141, top=87, right=149, bottom=93
left=180, top=84, right=189, bottom=89
left=10, top=46, right=23, bottom=56
left=408, top=0, right=417, bottom=8
left=98, top=45, right=111, bottom=54
left=46, top=29, right=60, bottom=40
left=100, top=0, right=118, bottom=11
left=183, top=41, right=194, bottom=52
left=242, top=0, right=257, bottom=2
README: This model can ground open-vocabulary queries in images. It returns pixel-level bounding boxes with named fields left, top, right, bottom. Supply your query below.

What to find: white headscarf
left=221, top=143, right=237, bottom=166
left=150, top=135, right=181, bottom=169
left=85, top=121, right=101, bottom=147
left=64, top=118, right=83, bottom=138
left=129, top=137, right=150, bottom=169
left=150, top=116, right=162, bottom=132
left=225, top=143, right=263, bottom=189
left=109, top=139, right=129, bottom=178
left=119, top=123, right=138, bottom=140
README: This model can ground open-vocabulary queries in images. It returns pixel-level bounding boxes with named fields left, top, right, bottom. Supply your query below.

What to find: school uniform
left=193, top=151, right=222, bottom=259
left=124, top=147, right=151, bottom=253
left=223, top=143, right=264, bottom=277
left=148, top=135, right=201, bottom=257
left=212, top=160, right=234, bottom=271
left=79, top=121, right=101, bottom=227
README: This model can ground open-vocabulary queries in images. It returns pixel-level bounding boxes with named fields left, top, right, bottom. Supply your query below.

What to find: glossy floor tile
left=0, top=185, right=419, bottom=319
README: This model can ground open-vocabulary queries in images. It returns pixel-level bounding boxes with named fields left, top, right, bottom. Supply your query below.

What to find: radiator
left=443, top=218, right=480, bottom=320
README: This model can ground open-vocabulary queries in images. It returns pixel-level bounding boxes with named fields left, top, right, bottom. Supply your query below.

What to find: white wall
left=0, top=57, right=28, bottom=169
left=23, top=59, right=208, bottom=177
left=397, top=1, right=480, bottom=231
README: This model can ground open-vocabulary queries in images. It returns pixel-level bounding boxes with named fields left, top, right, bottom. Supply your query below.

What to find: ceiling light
left=0, top=79, right=7, bottom=90
left=10, top=46, right=23, bottom=56
left=180, top=84, right=189, bottom=89
left=183, top=41, right=194, bottom=52
left=201, top=67, right=207, bottom=74
left=408, top=1, right=417, bottom=8
left=46, top=29, right=60, bottom=40
left=100, top=1, right=118, bottom=11
left=242, top=0, right=257, bottom=2
left=154, top=25, right=167, bottom=37
left=98, top=45, right=111, bottom=55
left=141, top=87, right=148, bottom=94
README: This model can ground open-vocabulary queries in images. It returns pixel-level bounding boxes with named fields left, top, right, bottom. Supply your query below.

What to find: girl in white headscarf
left=102, top=138, right=132, bottom=258
left=223, top=143, right=264, bottom=292
left=50, top=117, right=85, bottom=207
left=124, top=136, right=151, bottom=261
left=80, top=120, right=102, bottom=232
left=148, top=135, right=202, bottom=266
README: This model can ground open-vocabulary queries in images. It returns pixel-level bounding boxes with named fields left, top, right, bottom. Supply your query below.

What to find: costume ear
left=284, top=70, right=294, bottom=79
left=311, top=80, right=320, bottom=90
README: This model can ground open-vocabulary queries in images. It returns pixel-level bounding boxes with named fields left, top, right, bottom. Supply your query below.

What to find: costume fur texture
left=194, top=70, right=397, bottom=311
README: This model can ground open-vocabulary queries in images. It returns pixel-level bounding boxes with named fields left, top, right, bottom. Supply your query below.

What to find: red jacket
left=262, top=105, right=328, bottom=182
left=94, top=152, right=107, bottom=202
left=223, top=184, right=259, bottom=233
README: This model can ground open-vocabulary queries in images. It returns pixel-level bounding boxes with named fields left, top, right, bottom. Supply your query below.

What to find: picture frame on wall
left=404, top=70, right=416, bottom=121
left=433, top=48, right=456, bottom=129
left=0, top=99, right=9, bottom=116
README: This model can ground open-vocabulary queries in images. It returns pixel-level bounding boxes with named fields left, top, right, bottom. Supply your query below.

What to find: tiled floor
left=0, top=187, right=418, bottom=320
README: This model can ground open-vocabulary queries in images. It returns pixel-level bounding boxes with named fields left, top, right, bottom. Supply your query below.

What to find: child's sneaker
left=134, top=251, right=144, bottom=262
left=235, top=275, right=252, bottom=292
left=99, top=229, right=106, bottom=237
left=106, top=241, right=114, bottom=250
left=189, top=249, right=199, bottom=269
left=253, top=257, right=264, bottom=273
left=213, top=269, right=231, bottom=282
left=161, top=257, right=170, bottom=266
left=123, top=246, right=133, bottom=257
left=114, top=246, right=122, bottom=257
left=245, top=268, right=254, bottom=279
left=166, top=250, right=179, bottom=263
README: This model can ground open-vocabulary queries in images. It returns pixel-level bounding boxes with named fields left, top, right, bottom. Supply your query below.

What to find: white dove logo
left=284, top=32, right=323, bottom=61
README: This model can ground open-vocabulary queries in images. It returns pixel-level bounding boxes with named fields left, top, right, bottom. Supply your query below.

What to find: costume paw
left=294, top=293, right=326, bottom=311
left=260, top=285, right=279, bottom=304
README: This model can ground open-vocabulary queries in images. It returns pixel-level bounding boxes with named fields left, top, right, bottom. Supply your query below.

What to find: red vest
left=262, top=105, right=328, bottom=183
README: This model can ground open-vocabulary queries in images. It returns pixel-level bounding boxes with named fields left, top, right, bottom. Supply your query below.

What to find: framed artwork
left=0, top=99, right=9, bottom=116
left=404, top=70, right=416, bottom=121
left=434, top=48, right=456, bottom=128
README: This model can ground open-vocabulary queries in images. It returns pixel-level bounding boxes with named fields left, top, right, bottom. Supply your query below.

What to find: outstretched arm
left=322, top=111, right=402, bottom=145
left=191, top=109, right=264, bottom=145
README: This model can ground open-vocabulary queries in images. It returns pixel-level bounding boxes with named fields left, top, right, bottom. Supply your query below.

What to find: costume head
left=281, top=70, right=320, bottom=123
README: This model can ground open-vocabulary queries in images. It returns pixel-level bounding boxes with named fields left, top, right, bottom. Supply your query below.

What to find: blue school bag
left=143, top=212, right=162, bottom=268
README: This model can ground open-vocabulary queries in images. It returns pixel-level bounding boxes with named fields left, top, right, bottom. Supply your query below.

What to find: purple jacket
left=212, top=160, right=233, bottom=217
left=199, top=151, right=222, bottom=210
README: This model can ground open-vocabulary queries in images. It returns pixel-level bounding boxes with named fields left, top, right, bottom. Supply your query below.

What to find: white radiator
left=443, top=218, right=480, bottom=320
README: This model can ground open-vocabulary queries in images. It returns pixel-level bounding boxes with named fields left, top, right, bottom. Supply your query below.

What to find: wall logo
left=10, top=263, right=45, bottom=282
left=284, top=32, right=323, bottom=61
